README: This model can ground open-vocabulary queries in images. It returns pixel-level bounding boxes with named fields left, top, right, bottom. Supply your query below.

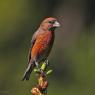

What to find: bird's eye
left=48, top=21, right=55, bottom=24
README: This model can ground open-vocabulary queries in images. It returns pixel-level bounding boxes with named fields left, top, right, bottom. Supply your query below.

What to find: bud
left=31, top=87, right=41, bottom=95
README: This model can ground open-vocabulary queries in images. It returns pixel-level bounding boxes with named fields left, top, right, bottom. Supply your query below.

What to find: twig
left=31, top=62, right=52, bottom=95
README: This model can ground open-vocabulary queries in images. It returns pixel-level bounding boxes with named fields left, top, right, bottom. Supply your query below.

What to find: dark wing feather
left=28, top=33, right=37, bottom=64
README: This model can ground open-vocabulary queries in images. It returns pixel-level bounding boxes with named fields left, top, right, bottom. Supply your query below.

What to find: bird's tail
left=22, top=62, right=35, bottom=81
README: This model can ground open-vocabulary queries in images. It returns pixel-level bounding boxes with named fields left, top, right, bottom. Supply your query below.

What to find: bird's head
left=40, top=17, right=60, bottom=31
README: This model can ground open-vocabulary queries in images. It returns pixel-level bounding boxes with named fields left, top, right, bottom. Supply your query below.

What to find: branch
left=31, top=62, right=53, bottom=95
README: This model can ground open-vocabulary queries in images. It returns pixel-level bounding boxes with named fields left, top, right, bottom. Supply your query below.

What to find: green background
left=0, top=0, right=95, bottom=95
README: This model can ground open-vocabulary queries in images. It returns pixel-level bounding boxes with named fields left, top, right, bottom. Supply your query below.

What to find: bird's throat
left=49, top=27, right=56, bottom=32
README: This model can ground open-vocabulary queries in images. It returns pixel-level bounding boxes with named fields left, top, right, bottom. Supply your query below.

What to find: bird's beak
left=53, top=21, right=60, bottom=27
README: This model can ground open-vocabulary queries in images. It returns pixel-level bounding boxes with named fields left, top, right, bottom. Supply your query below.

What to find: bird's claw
left=45, top=60, right=49, bottom=66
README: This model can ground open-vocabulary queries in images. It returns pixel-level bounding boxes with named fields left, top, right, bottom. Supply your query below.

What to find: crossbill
left=22, top=17, right=60, bottom=81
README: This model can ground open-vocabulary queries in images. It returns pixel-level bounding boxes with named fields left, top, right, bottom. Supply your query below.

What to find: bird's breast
left=31, top=32, right=54, bottom=61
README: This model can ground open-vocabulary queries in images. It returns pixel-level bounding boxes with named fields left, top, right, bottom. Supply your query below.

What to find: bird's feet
left=34, top=60, right=50, bottom=76
left=34, top=61, right=41, bottom=73
left=45, top=60, right=49, bottom=66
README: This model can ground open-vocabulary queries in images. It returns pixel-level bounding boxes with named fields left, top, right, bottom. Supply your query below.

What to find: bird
left=22, top=17, right=60, bottom=81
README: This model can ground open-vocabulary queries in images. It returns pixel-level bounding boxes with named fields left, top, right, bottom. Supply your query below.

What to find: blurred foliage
left=0, top=0, right=95, bottom=95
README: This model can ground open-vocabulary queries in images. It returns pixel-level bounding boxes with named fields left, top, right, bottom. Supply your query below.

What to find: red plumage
left=22, top=17, right=60, bottom=81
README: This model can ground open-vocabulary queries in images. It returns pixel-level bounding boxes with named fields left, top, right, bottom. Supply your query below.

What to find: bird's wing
left=28, top=33, right=37, bottom=64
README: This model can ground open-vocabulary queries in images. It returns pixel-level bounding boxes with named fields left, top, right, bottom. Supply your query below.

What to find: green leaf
left=46, top=70, right=53, bottom=75
left=40, top=62, right=47, bottom=71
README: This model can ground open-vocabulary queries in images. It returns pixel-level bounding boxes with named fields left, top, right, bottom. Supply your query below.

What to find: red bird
left=22, top=17, right=60, bottom=81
